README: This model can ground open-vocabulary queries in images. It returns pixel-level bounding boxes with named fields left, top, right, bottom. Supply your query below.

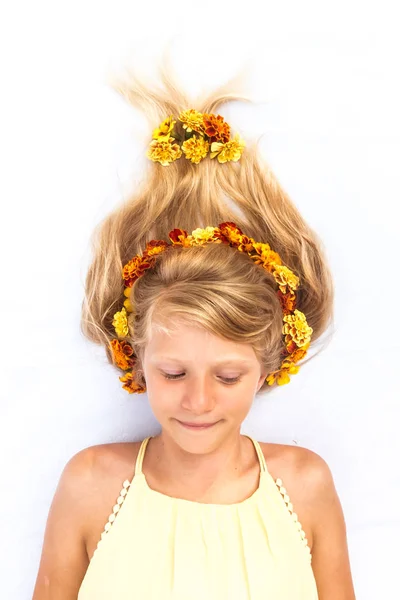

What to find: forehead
left=145, top=320, right=257, bottom=364
left=150, top=354, right=254, bottom=367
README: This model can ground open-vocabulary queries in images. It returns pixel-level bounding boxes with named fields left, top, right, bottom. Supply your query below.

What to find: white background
left=1, top=1, right=399, bottom=598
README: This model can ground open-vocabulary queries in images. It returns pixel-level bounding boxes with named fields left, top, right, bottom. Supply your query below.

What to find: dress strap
left=135, top=436, right=152, bottom=475
left=246, top=435, right=267, bottom=473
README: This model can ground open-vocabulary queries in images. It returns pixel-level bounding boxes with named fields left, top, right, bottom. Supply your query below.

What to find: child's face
left=142, top=320, right=267, bottom=452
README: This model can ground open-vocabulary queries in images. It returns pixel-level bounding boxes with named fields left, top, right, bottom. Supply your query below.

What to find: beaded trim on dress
left=275, top=477, right=312, bottom=562
left=91, top=478, right=131, bottom=559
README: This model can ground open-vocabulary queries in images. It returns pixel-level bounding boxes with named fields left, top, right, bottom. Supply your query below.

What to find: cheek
left=146, top=379, right=177, bottom=414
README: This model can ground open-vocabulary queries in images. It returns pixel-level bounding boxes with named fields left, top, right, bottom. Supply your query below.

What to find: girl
left=32, top=63, right=356, bottom=599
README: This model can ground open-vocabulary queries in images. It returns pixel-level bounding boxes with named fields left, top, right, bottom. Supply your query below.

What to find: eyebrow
left=151, top=356, right=253, bottom=366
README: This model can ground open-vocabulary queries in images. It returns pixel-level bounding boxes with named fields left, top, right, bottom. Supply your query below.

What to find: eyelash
left=163, top=373, right=241, bottom=385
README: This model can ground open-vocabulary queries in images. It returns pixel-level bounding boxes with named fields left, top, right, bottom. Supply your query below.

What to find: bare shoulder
left=258, top=441, right=356, bottom=598
left=32, top=441, right=142, bottom=599
left=257, top=441, right=333, bottom=552
left=259, top=441, right=333, bottom=488
left=79, top=441, right=143, bottom=561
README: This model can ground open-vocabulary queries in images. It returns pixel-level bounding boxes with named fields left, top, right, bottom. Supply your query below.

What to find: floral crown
left=110, top=222, right=313, bottom=394
left=146, top=109, right=245, bottom=166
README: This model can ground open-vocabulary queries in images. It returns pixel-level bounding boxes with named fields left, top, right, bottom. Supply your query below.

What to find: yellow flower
left=123, top=297, right=133, bottom=313
left=266, top=362, right=300, bottom=386
left=152, top=115, right=176, bottom=140
left=179, top=109, right=205, bottom=134
left=182, top=135, right=210, bottom=164
left=209, top=133, right=245, bottom=163
left=146, top=137, right=182, bottom=166
left=283, top=310, right=313, bottom=347
left=112, top=307, right=129, bottom=338
left=273, top=265, right=300, bottom=293
left=190, top=226, right=219, bottom=244
left=123, top=287, right=134, bottom=313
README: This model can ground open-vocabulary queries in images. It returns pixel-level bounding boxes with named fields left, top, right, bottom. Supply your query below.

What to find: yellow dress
left=78, top=435, right=319, bottom=599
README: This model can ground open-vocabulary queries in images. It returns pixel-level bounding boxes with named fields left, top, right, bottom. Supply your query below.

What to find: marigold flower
left=266, top=362, right=300, bottom=386
left=169, top=228, right=192, bottom=247
left=110, top=339, right=135, bottom=370
left=273, top=265, right=300, bottom=293
left=119, top=371, right=146, bottom=394
left=152, top=115, right=176, bottom=140
left=190, top=226, right=220, bottom=244
left=143, top=239, right=169, bottom=257
left=217, top=222, right=243, bottom=246
left=179, top=109, right=205, bottom=135
left=251, top=245, right=282, bottom=272
left=283, top=309, right=313, bottom=347
left=210, top=133, right=245, bottom=163
left=277, top=290, right=297, bottom=315
left=112, top=307, right=129, bottom=338
left=122, top=287, right=134, bottom=313
left=123, top=297, right=133, bottom=313
left=202, top=113, right=231, bottom=143
left=287, top=342, right=310, bottom=363
left=123, top=255, right=154, bottom=287
left=237, top=235, right=255, bottom=253
left=147, top=137, right=182, bottom=166
left=182, top=135, right=210, bottom=164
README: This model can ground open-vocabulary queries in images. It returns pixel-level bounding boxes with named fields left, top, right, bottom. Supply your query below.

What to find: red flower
left=202, top=113, right=231, bottom=143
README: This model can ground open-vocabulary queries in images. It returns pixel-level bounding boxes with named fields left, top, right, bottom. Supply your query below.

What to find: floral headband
left=146, top=109, right=245, bottom=166
left=110, top=222, right=313, bottom=394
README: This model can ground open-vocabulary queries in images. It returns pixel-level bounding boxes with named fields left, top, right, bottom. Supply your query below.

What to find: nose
left=181, top=376, right=216, bottom=415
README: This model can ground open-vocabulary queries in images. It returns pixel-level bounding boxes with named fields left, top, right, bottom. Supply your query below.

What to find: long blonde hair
left=80, top=61, right=334, bottom=394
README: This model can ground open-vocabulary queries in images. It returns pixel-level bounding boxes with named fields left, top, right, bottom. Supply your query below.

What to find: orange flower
left=202, top=113, right=231, bottom=143
left=110, top=339, right=135, bottom=370
left=168, top=228, right=192, bottom=247
left=217, top=222, right=244, bottom=246
left=123, top=255, right=155, bottom=287
left=119, top=371, right=146, bottom=394
left=285, top=339, right=298, bottom=354
left=143, top=239, right=169, bottom=257
left=251, top=245, right=282, bottom=272
left=287, top=342, right=310, bottom=363
left=237, top=235, right=255, bottom=253
left=277, top=290, right=297, bottom=315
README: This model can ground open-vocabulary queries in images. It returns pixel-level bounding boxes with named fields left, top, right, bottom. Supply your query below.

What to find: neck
left=148, top=429, right=252, bottom=489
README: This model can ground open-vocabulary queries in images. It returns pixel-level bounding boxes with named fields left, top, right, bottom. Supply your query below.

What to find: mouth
left=176, top=419, right=220, bottom=430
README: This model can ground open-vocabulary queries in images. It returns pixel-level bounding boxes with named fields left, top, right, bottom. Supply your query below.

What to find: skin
left=32, top=322, right=356, bottom=599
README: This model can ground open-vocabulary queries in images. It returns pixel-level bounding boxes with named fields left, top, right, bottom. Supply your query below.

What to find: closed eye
left=163, top=373, right=241, bottom=384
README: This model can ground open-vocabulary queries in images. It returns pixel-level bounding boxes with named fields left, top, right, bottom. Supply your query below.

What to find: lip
left=176, top=420, right=219, bottom=430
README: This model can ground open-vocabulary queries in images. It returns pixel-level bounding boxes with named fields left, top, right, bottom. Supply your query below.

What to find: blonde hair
left=80, top=62, right=335, bottom=394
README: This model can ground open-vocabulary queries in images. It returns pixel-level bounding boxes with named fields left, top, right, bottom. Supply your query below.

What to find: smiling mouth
left=176, top=420, right=219, bottom=429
